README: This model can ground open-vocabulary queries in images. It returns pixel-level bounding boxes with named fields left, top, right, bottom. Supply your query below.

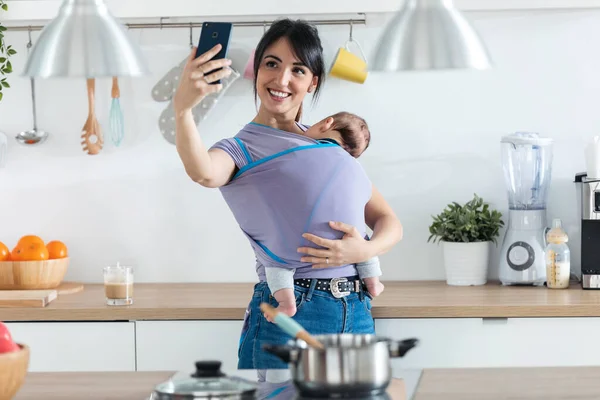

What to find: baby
left=305, top=111, right=371, bottom=158
left=265, top=112, right=385, bottom=321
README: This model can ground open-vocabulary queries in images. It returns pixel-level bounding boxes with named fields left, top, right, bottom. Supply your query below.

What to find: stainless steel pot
left=151, top=361, right=258, bottom=399
left=263, top=334, right=418, bottom=397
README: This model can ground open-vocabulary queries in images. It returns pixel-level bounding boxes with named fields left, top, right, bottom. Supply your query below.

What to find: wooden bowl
left=0, top=344, right=29, bottom=400
left=0, top=258, right=69, bottom=290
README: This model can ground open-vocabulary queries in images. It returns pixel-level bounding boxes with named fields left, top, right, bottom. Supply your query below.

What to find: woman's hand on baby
left=173, top=45, right=232, bottom=114
left=298, top=221, right=373, bottom=269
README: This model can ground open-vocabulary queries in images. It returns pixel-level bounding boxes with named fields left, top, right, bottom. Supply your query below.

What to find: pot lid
left=154, top=361, right=257, bottom=398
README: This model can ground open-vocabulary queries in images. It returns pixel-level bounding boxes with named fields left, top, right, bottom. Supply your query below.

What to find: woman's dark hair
left=253, top=18, right=326, bottom=121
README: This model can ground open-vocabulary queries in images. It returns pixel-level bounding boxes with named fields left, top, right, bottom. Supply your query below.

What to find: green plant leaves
left=428, top=193, right=505, bottom=245
left=0, top=1, right=14, bottom=101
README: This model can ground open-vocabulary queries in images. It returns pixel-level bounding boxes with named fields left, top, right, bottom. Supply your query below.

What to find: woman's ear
left=308, top=76, right=318, bottom=93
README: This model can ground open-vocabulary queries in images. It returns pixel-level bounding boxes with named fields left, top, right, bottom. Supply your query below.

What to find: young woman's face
left=256, top=37, right=318, bottom=118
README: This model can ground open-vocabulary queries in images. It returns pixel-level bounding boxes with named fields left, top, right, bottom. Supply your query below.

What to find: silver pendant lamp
left=372, top=0, right=492, bottom=71
left=23, top=0, right=149, bottom=78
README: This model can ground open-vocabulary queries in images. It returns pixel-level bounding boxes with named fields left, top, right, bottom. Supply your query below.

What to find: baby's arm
left=265, top=267, right=297, bottom=322
left=356, top=256, right=385, bottom=297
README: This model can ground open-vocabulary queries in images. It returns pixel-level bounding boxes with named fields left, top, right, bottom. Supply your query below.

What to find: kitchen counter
left=13, top=372, right=407, bottom=400
left=2, top=280, right=600, bottom=322
left=413, top=366, right=600, bottom=399
left=13, top=367, right=600, bottom=400
left=14, top=371, right=175, bottom=400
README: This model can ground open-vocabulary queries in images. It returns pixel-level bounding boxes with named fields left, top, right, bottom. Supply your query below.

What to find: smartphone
left=195, top=22, right=233, bottom=84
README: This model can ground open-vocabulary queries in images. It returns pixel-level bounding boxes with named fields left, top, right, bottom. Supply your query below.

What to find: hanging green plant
left=0, top=0, right=16, bottom=102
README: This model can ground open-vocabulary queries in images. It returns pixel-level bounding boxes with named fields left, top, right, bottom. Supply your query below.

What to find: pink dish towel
left=244, top=49, right=256, bottom=80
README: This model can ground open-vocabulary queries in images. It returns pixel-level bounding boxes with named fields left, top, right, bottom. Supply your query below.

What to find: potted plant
left=428, top=194, right=504, bottom=286
left=0, top=0, right=16, bottom=102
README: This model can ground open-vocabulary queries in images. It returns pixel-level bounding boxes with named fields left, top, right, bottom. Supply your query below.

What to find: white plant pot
left=442, top=241, right=490, bottom=286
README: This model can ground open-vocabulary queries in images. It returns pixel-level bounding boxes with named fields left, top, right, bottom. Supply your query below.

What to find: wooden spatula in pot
left=81, top=78, right=103, bottom=155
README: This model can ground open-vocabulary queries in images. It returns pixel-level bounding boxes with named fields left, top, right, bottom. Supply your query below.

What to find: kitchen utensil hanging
left=151, top=23, right=193, bottom=103
left=81, top=78, right=103, bottom=155
left=154, top=24, right=240, bottom=145
left=158, top=67, right=240, bottom=145
left=109, top=77, right=124, bottom=146
left=15, top=28, right=49, bottom=146
left=243, top=22, right=267, bottom=80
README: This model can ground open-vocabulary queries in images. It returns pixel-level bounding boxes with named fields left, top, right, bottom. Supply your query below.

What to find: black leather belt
left=294, top=276, right=362, bottom=298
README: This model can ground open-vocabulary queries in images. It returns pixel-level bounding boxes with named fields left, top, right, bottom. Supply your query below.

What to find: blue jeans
left=238, top=279, right=375, bottom=369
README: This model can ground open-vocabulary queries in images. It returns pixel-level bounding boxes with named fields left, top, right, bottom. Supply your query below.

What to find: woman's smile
left=267, top=88, right=292, bottom=102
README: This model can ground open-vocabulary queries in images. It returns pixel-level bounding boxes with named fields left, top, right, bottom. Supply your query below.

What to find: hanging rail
left=4, top=16, right=367, bottom=32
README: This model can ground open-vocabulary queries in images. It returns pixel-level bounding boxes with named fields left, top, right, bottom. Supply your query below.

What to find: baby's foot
left=363, top=278, right=385, bottom=297
left=264, top=302, right=297, bottom=323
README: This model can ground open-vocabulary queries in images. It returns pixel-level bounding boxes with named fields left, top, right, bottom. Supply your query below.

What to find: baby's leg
left=265, top=267, right=297, bottom=321
left=362, top=276, right=385, bottom=297
left=270, top=288, right=297, bottom=320
left=356, top=256, right=385, bottom=297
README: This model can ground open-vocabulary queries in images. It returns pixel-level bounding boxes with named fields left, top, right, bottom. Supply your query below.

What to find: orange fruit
left=17, top=235, right=44, bottom=246
left=0, top=242, right=10, bottom=262
left=46, top=240, right=68, bottom=259
left=11, top=242, right=49, bottom=261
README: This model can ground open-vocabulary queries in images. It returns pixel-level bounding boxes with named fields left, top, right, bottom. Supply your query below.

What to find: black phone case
left=195, top=22, right=233, bottom=84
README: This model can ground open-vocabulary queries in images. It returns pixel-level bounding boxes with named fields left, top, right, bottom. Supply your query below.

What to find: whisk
left=109, top=77, right=125, bottom=146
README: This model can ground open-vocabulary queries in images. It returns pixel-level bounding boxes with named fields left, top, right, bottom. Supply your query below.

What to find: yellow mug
left=329, top=40, right=368, bottom=84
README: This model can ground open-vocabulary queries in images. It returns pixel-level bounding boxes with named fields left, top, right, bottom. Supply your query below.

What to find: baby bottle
left=545, top=219, right=570, bottom=289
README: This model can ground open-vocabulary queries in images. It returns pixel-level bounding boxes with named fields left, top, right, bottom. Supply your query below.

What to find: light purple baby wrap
left=211, top=122, right=373, bottom=281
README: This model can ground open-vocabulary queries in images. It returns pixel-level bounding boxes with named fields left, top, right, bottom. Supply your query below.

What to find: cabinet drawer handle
left=482, top=317, right=508, bottom=325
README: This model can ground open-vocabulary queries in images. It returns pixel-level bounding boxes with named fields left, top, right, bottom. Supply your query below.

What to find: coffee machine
left=575, top=172, right=600, bottom=289
left=499, top=132, right=554, bottom=286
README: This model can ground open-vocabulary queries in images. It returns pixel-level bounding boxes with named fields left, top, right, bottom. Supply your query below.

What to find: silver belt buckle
left=330, top=277, right=350, bottom=299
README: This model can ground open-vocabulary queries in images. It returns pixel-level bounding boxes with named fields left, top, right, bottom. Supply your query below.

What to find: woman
left=173, top=19, right=403, bottom=369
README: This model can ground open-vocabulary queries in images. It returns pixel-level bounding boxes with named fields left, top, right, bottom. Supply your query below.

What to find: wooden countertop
left=413, top=366, right=600, bottom=399
left=14, top=371, right=175, bottom=400
left=2, top=280, right=600, bottom=322
left=14, top=372, right=406, bottom=400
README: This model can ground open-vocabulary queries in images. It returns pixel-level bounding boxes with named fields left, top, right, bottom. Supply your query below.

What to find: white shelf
left=3, top=0, right=600, bottom=24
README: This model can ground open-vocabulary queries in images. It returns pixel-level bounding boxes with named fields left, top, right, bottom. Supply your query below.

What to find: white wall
left=0, top=9, right=595, bottom=283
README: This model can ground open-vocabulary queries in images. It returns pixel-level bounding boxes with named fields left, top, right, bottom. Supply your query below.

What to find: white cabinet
left=5, top=316, right=595, bottom=374
left=6, top=322, right=135, bottom=372
left=477, top=317, right=599, bottom=367
left=376, top=318, right=486, bottom=369
left=135, top=321, right=257, bottom=380
left=377, top=317, right=600, bottom=370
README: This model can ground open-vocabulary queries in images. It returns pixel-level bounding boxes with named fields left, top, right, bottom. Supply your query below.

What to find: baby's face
left=304, top=119, right=343, bottom=144
left=304, top=117, right=368, bottom=158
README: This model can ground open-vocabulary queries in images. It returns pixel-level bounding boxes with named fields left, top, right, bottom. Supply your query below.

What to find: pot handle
left=262, top=344, right=296, bottom=363
left=389, top=338, right=419, bottom=358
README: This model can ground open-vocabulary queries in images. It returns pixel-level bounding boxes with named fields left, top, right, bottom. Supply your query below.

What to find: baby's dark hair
left=330, top=112, right=371, bottom=158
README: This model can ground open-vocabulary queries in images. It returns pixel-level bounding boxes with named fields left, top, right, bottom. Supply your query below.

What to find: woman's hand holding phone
left=173, top=44, right=232, bottom=115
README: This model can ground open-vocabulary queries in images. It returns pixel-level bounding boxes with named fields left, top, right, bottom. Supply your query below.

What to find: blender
left=499, top=132, right=554, bottom=286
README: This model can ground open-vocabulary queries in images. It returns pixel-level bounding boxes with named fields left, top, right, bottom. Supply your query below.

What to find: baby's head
left=305, top=112, right=371, bottom=158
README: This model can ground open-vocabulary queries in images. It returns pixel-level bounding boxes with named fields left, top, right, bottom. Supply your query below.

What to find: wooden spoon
left=81, top=78, right=103, bottom=155
left=260, top=302, right=324, bottom=349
